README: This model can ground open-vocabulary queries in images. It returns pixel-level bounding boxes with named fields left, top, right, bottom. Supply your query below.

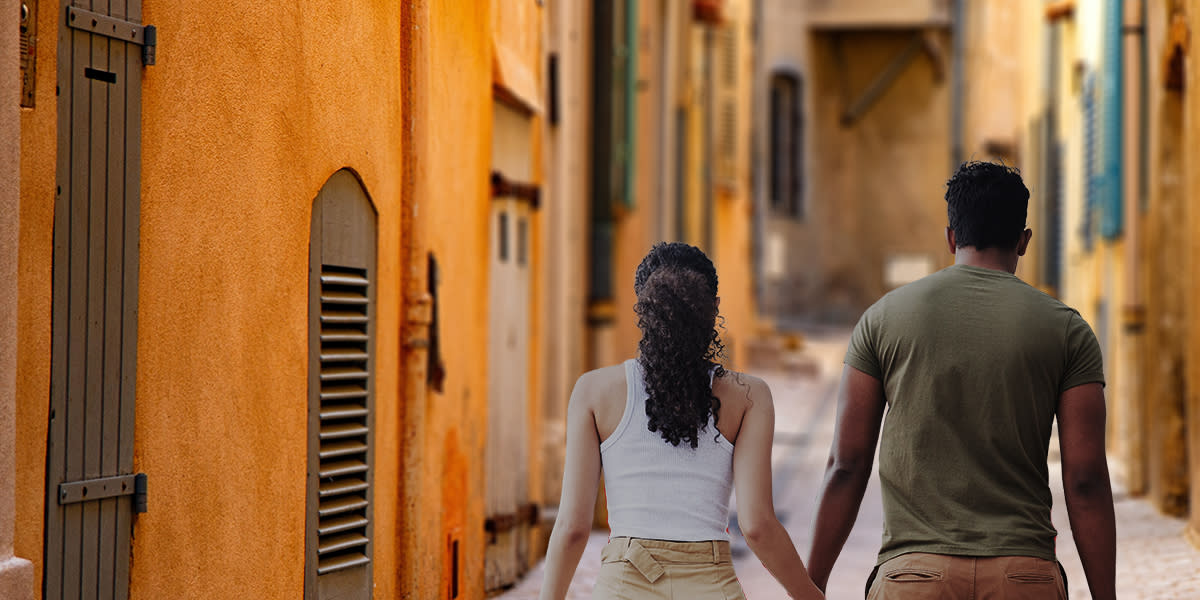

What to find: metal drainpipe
left=751, top=0, right=767, bottom=315
left=1119, top=0, right=1148, bottom=498
left=659, top=0, right=681, bottom=241
left=703, top=25, right=715, bottom=252
left=589, top=0, right=615, bottom=308
left=1122, top=0, right=1144, bottom=324
left=1100, top=0, right=1125, bottom=240
left=950, top=0, right=966, bottom=172
left=624, top=0, right=638, bottom=212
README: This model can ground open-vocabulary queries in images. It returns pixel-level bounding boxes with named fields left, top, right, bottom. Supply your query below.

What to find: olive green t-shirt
left=845, top=264, right=1105, bottom=564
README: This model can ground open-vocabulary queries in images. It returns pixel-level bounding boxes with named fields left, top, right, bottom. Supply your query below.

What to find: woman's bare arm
left=539, top=375, right=603, bottom=600
left=734, top=377, right=824, bottom=600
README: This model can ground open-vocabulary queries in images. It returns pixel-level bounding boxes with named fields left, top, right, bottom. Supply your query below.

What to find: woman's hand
left=733, top=377, right=825, bottom=600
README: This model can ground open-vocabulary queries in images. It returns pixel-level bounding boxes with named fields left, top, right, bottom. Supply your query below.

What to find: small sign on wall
left=884, top=253, right=934, bottom=288
left=765, top=232, right=787, bottom=279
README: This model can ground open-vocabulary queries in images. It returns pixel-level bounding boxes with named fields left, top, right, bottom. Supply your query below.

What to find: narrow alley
left=499, top=331, right=1200, bottom=599
left=4, top=1, right=1200, bottom=599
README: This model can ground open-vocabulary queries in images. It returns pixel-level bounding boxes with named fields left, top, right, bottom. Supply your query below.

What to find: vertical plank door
left=45, top=1, right=148, bottom=599
left=485, top=99, right=536, bottom=592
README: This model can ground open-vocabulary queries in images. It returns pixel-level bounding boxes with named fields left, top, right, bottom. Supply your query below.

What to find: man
left=806, top=161, right=1116, bottom=600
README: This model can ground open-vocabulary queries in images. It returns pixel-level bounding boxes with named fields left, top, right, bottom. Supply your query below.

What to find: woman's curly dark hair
left=633, top=242, right=726, bottom=448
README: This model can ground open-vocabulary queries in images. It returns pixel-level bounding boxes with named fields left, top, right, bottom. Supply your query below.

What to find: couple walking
left=539, top=162, right=1116, bottom=600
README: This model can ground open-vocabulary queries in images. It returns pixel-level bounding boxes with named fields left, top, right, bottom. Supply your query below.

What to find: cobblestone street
left=499, top=331, right=1200, bottom=599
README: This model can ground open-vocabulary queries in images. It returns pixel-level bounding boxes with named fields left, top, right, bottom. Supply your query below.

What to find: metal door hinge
left=59, top=472, right=147, bottom=513
left=134, top=472, right=148, bottom=513
left=484, top=503, right=541, bottom=543
left=65, top=6, right=157, bottom=65
left=490, top=171, right=541, bottom=208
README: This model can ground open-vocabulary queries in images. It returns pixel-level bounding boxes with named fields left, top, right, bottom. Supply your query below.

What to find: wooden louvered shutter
left=713, top=24, right=739, bottom=185
left=306, top=170, right=377, bottom=600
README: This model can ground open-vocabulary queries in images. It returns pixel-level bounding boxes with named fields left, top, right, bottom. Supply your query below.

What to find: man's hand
left=806, top=365, right=886, bottom=591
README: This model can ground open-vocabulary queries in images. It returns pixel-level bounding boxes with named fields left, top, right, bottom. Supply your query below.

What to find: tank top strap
left=601, top=359, right=640, bottom=452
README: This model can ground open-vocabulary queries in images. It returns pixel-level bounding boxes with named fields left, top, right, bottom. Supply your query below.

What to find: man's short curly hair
left=945, top=161, right=1030, bottom=251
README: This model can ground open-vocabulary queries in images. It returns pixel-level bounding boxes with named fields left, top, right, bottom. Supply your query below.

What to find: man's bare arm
left=1058, top=382, right=1116, bottom=600
left=806, top=365, right=886, bottom=592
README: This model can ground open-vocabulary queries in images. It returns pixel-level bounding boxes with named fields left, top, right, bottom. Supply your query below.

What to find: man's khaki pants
left=867, top=552, right=1067, bottom=599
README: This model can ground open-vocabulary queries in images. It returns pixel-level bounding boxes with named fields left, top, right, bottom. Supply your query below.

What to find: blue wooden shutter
left=1098, top=0, right=1124, bottom=240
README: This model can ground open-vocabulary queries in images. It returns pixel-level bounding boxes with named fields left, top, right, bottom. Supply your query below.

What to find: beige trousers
left=593, top=537, right=746, bottom=599
left=867, top=552, right=1068, bottom=600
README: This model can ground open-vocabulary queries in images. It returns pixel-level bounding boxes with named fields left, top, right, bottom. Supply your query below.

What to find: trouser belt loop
left=622, top=539, right=666, bottom=583
left=712, top=540, right=719, bottom=564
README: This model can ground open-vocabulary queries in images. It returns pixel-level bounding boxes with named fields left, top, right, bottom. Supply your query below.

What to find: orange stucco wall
left=712, top=192, right=755, bottom=370
left=17, top=1, right=409, bottom=598
left=399, top=1, right=492, bottom=597
left=14, top=0, right=56, bottom=590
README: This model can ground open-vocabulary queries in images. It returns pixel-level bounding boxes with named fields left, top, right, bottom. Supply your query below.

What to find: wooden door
left=45, top=1, right=150, bottom=598
left=485, top=100, right=536, bottom=592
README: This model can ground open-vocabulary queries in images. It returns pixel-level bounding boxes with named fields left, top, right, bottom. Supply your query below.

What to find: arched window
left=769, top=70, right=804, bottom=219
left=305, top=169, right=378, bottom=600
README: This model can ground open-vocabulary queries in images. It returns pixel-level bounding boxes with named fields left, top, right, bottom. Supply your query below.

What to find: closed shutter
left=769, top=71, right=804, bottom=219
left=1098, top=0, right=1124, bottom=240
left=307, top=170, right=377, bottom=600
left=713, top=25, right=739, bottom=185
left=45, top=1, right=151, bottom=598
left=1082, top=71, right=1097, bottom=250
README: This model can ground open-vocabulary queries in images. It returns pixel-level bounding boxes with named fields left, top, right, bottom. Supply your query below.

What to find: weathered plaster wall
left=963, top=0, right=1024, bottom=164
left=806, top=29, right=952, bottom=321
left=711, top=0, right=756, bottom=369
left=135, top=2, right=406, bottom=597
left=404, top=1, right=492, bottom=597
left=1185, top=2, right=1200, bottom=548
left=1, top=0, right=35, bottom=594
left=13, top=0, right=58, bottom=590
left=756, top=0, right=813, bottom=323
left=1138, top=0, right=1190, bottom=517
left=539, top=0, right=591, bottom=528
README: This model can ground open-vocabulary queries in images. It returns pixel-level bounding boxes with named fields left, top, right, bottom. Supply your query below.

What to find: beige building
left=990, top=0, right=1200, bottom=550
left=753, top=0, right=960, bottom=323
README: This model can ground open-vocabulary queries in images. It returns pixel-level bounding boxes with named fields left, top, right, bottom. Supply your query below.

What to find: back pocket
left=1006, top=571, right=1056, bottom=584
left=884, top=568, right=944, bottom=583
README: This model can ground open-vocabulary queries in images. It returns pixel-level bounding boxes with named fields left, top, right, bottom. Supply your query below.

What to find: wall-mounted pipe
left=1099, top=0, right=1125, bottom=240
left=950, top=0, right=966, bottom=172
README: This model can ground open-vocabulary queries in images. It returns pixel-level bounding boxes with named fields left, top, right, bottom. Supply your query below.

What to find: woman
left=540, top=242, right=824, bottom=599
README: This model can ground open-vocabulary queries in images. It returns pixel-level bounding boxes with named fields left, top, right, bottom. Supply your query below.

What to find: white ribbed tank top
left=600, top=358, right=734, bottom=542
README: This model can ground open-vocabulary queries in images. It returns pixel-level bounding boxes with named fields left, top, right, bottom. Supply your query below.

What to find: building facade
left=990, top=0, right=1200, bottom=549
left=7, top=1, right=767, bottom=599
left=752, top=0, right=959, bottom=325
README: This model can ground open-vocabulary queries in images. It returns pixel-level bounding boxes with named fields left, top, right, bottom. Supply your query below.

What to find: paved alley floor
left=498, top=330, right=1200, bottom=599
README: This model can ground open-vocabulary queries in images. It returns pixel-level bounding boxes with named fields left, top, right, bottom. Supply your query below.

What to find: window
left=306, top=169, right=377, bottom=600
left=769, top=70, right=804, bottom=219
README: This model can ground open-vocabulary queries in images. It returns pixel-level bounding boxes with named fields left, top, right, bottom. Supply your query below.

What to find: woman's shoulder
left=575, top=362, right=628, bottom=387
left=712, top=369, right=772, bottom=407
left=570, top=362, right=629, bottom=407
